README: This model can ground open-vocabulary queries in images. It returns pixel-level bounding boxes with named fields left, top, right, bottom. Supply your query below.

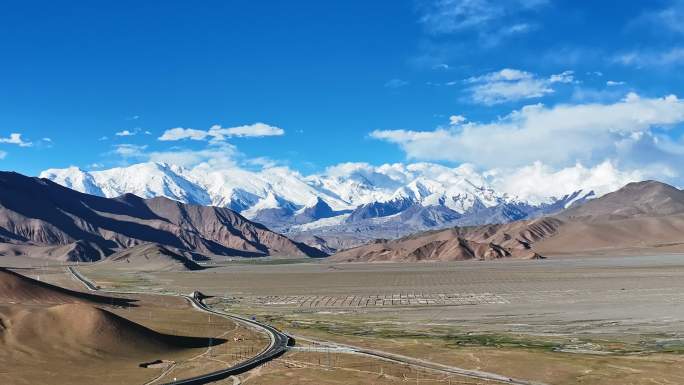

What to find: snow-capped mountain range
left=40, top=161, right=606, bottom=249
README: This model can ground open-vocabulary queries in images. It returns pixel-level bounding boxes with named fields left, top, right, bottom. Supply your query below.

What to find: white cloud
left=321, top=159, right=645, bottom=207
left=108, top=137, right=240, bottom=169
left=641, top=0, right=684, bottom=35
left=418, top=0, right=547, bottom=46
left=487, top=161, right=644, bottom=205
left=419, top=0, right=546, bottom=34
left=606, top=80, right=626, bottom=86
left=385, top=78, right=409, bottom=88
left=213, top=123, right=284, bottom=139
left=324, top=162, right=377, bottom=179
left=570, top=86, right=626, bottom=103
left=615, top=47, right=684, bottom=67
left=158, top=123, right=284, bottom=142
left=465, top=68, right=574, bottom=105
left=112, top=144, right=148, bottom=158
left=243, top=156, right=282, bottom=169
left=148, top=144, right=239, bottom=169
left=115, top=124, right=281, bottom=170
left=0, top=133, right=32, bottom=147
left=449, top=115, right=467, bottom=125
left=420, top=0, right=504, bottom=34
left=115, top=128, right=151, bottom=137
left=467, top=68, right=530, bottom=82
left=158, top=127, right=208, bottom=141
left=42, top=137, right=52, bottom=142
left=548, top=70, right=575, bottom=84
left=371, top=93, right=684, bottom=168
left=500, top=22, right=531, bottom=35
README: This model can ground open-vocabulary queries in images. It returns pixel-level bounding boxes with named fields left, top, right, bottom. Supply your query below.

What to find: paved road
left=67, top=266, right=99, bottom=291
left=170, top=295, right=290, bottom=384
left=292, top=336, right=549, bottom=385
left=66, top=266, right=290, bottom=385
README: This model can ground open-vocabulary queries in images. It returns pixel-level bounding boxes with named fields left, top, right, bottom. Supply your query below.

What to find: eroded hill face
left=0, top=267, right=131, bottom=306
left=0, top=172, right=326, bottom=261
left=0, top=268, right=227, bottom=384
left=103, top=243, right=203, bottom=272
left=0, top=304, right=179, bottom=357
left=332, top=181, right=684, bottom=262
left=330, top=218, right=555, bottom=262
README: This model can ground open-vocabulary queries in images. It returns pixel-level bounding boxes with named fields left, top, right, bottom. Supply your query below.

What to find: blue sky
left=2, top=0, right=684, bottom=183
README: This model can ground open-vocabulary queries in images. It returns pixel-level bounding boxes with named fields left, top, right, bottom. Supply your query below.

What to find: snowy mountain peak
left=39, top=161, right=623, bottom=238
left=41, top=166, right=104, bottom=196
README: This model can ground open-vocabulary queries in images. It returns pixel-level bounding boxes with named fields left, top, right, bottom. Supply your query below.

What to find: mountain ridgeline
left=40, top=162, right=601, bottom=252
left=0, top=171, right=325, bottom=261
left=1, top=169, right=681, bottom=264
left=333, top=181, right=684, bottom=262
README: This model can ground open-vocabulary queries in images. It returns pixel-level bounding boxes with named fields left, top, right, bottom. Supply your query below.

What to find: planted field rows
left=241, top=293, right=509, bottom=308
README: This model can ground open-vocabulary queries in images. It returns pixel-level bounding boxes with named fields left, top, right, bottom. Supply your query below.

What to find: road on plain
left=67, top=266, right=290, bottom=385
left=67, top=266, right=547, bottom=385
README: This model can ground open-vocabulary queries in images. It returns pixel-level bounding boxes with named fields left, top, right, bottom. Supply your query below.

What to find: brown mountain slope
left=0, top=171, right=326, bottom=261
left=332, top=181, right=684, bottom=262
left=0, top=267, right=132, bottom=305
left=103, top=243, right=203, bottom=271
left=0, top=303, right=219, bottom=358
left=330, top=220, right=549, bottom=262
left=559, top=180, right=684, bottom=220
left=533, top=214, right=684, bottom=255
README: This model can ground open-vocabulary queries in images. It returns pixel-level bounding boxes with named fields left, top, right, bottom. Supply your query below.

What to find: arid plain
left=33, top=253, right=683, bottom=385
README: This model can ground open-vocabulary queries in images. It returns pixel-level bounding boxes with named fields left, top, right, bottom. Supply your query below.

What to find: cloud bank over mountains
left=371, top=93, right=684, bottom=179
left=41, top=158, right=639, bottom=216
left=39, top=89, right=682, bottom=210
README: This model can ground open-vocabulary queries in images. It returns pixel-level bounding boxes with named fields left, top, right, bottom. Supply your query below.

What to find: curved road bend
left=66, top=266, right=290, bottom=385
left=67, top=266, right=546, bottom=385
